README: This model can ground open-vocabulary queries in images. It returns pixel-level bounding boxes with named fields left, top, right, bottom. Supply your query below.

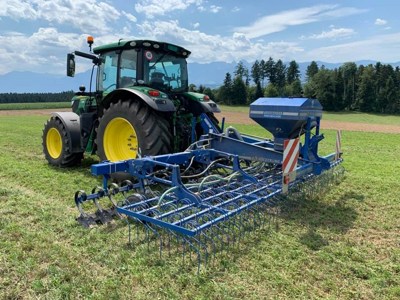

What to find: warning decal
left=282, top=138, right=300, bottom=194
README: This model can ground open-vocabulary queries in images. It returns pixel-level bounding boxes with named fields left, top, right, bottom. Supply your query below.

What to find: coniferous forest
left=192, top=60, right=400, bottom=114
left=0, top=91, right=74, bottom=104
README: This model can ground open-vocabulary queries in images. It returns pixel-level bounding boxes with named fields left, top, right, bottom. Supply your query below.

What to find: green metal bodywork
left=185, top=92, right=207, bottom=102
left=71, top=95, right=93, bottom=115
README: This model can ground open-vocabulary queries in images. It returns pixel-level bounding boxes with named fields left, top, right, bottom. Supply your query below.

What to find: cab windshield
left=143, top=50, right=188, bottom=93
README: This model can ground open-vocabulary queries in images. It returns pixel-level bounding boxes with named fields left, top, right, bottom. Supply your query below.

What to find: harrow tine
left=200, top=230, right=216, bottom=265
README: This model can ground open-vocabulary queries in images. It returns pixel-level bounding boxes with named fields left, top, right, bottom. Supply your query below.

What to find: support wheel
left=96, top=99, right=172, bottom=180
left=42, top=117, right=83, bottom=167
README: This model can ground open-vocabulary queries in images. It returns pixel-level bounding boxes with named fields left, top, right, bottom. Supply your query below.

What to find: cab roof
left=93, top=39, right=191, bottom=58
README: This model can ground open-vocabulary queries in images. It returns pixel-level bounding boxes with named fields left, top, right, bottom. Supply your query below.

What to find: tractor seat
left=120, top=76, right=134, bottom=88
left=150, top=72, right=166, bottom=90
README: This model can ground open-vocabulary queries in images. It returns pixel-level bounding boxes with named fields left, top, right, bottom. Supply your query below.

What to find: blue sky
left=0, top=0, right=399, bottom=75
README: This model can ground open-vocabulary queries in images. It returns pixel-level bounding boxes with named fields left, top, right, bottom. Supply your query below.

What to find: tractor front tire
left=42, top=117, right=83, bottom=167
left=96, top=99, right=172, bottom=176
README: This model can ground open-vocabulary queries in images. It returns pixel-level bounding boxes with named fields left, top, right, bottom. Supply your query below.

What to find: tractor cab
left=67, top=38, right=190, bottom=96
left=93, top=40, right=190, bottom=95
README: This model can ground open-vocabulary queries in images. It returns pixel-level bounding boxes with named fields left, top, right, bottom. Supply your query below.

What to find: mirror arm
left=74, top=51, right=100, bottom=65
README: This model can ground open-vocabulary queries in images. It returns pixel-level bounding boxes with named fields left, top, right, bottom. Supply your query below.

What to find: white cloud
left=318, top=7, right=368, bottom=18
left=235, top=5, right=367, bottom=39
left=123, top=11, right=137, bottom=23
left=210, top=5, right=222, bottom=13
left=137, top=20, right=303, bottom=63
left=302, top=28, right=356, bottom=40
left=0, top=0, right=130, bottom=34
left=304, top=32, right=400, bottom=63
left=135, top=0, right=203, bottom=18
left=232, top=6, right=240, bottom=13
left=192, top=22, right=200, bottom=29
left=0, top=28, right=88, bottom=75
left=0, top=25, right=142, bottom=75
left=134, top=0, right=224, bottom=17
left=375, top=18, right=387, bottom=26
left=0, top=0, right=37, bottom=20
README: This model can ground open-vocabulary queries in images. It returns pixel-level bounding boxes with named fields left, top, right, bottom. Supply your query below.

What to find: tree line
left=0, top=91, right=74, bottom=103
left=191, top=59, right=400, bottom=114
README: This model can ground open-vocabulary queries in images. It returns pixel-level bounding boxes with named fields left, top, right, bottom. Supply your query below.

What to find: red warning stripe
left=283, top=138, right=300, bottom=174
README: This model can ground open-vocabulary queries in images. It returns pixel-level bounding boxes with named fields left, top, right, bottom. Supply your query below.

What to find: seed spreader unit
left=75, top=97, right=343, bottom=270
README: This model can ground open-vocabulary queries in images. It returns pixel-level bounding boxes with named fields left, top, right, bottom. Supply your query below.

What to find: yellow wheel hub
left=104, top=117, right=138, bottom=162
left=46, top=128, right=62, bottom=159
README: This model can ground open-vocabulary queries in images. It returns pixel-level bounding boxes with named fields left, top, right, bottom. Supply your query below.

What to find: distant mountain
left=189, top=62, right=236, bottom=88
left=0, top=71, right=94, bottom=93
left=1, top=60, right=400, bottom=93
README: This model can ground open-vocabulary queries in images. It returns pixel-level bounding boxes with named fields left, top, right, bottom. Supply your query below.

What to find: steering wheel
left=104, top=83, right=116, bottom=91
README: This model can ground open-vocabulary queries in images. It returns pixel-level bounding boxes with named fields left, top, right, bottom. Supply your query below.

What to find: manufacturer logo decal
left=145, top=51, right=153, bottom=60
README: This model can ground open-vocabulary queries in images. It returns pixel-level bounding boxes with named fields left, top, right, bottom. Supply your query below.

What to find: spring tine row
left=131, top=164, right=343, bottom=272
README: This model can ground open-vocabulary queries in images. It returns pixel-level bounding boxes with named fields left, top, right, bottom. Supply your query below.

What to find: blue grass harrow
left=75, top=97, right=344, bottom=270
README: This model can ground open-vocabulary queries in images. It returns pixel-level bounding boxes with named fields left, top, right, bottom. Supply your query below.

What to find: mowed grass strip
left=0, top=114, right=399, bottom=299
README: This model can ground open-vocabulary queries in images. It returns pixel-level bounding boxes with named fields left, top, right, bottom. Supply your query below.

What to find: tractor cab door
left=98, top=51, right=119, bottom=94
left=98, top=50, right=138, bottom=94
left=119, top=50, right=137, bottom=88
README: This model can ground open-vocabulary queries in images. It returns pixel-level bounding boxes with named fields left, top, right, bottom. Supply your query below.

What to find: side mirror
left=67, top=53, right=75, bottom=77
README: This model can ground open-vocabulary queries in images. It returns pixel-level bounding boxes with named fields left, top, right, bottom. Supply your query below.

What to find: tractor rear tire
left=42, top=117, right=83, bottom=167
left=96, top=99, right=172, bottom=180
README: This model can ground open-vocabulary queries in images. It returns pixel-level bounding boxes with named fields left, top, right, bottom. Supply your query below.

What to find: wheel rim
left=104, top=117, right=138, bottom=161
left=46, top=128, right=62, bottom=159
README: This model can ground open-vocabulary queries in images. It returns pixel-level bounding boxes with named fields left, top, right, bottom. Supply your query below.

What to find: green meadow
left=0, top=109, right=399, bottom=299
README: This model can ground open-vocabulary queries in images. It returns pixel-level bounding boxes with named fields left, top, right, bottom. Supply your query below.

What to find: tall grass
left=0, top=114, right=399, bottom=299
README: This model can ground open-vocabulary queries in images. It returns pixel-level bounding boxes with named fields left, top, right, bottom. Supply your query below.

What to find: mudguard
left=51, top=112, right=83, bottom=153
left=102, top=88, right=176, bottom=112
left=199, top=100, right=221, bottom=113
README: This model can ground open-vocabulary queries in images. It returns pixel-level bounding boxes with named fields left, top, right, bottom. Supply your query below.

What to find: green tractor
left=42, top=37, right=221, bottom=172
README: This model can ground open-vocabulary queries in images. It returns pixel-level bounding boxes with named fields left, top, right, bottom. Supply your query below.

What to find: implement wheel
left=96, top=99, right=172, bottom=178
left=42, top=117, right=83, bottom=167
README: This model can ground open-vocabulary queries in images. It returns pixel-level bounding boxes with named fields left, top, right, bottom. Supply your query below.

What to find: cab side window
left=119, top=50, right=137, bottom=88
left=98, top=51, right=118, bottom=92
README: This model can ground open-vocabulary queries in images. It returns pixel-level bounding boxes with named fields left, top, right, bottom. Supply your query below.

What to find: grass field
left=0, top=102, right=71, bottom=110
left=0, top=112, right=399, bottom=299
